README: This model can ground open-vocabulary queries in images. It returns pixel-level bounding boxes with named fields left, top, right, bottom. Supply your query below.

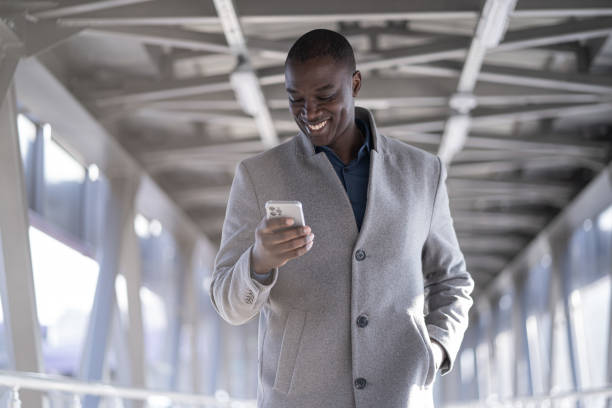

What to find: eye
left=317, top=94, right=335, bottom=102
left=288, top=97, right=303, bottom=105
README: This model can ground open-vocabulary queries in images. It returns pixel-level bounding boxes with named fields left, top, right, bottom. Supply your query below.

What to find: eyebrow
left=286, top=83, right=335, bottom=93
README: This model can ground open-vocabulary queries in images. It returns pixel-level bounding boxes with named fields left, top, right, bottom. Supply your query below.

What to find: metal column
left=79, top=175, right=140, bottom=408
left=0, top=85, right=44, bottom=407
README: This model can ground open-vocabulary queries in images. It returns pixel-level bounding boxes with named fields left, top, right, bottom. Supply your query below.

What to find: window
left=43, top=135, right=86, bottom=239
left=493, top=292, right=514, bottom=399
left=17, top=114, right=36, bottom=167
left=524, top=259, right=552, bottom=395
left=29, top=226, right=99, bottom=375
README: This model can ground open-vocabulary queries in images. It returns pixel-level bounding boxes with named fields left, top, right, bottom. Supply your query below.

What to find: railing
left=443, top=385, right=612, bottom=407
left=0, top=370, right=257, bottom=407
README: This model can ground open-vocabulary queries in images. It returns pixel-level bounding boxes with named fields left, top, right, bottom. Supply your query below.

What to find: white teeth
left=307, top=120, right=327, bottom=131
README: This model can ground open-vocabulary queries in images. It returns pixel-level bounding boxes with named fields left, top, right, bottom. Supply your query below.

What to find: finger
left=263, top=225, right=311, bottom=245
left=275, top=233, right=314, bottom=253
left=281, top=239, right=314, bottom=261
left=259, top=217, right=295, bottom=233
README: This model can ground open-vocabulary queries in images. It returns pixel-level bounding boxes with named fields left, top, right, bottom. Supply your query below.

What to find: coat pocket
left=409, top=312, right=436, bottom=387
left=273, top=309, right=307, bottom=394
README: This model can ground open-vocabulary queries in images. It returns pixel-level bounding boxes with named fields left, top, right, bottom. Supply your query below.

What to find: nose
left=302, top=100, right=320, bottom=122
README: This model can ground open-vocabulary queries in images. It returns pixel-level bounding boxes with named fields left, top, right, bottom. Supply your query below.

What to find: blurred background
left=0, top=0, right=611, bottom=407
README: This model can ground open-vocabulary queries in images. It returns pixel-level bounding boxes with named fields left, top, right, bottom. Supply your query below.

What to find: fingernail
left=286, top=219, right=294, bottom=225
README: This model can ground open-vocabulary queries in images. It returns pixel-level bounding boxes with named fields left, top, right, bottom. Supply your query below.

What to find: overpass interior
left=0, top=0, right=612, bottom=407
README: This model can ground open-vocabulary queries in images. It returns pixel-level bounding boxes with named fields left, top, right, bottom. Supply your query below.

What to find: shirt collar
left=314, top=118, right=372, bottom=159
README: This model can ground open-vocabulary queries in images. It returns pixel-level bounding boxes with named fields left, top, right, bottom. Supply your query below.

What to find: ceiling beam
left=493, top=17, right=612, bottom=53
left=392, top=130, right=608, bottom=159
left=30, top=0, right=155, bottom=19
left=362, top=17, right=612, bottom=73
left=450, top=192, right=567, bottom=209
left=135, top=108, right=257, bottom=127
left=81, top=26, right=291, bottom=59
left=447, top=178, right=573, bottom=197
left=457, top=235, right=526, bottom=254
left=49, top=0, right=612, bottom=27
left=53, top=0, right=482, bottom=27
left=464, top=254, right=509, bottom=273
left=0, top=1, right=56, bottom=15
left=82, top=26, right=231, bottom=54
left=453, top=212, right=544, bottom=234
left=381, top=102, right=612, bottom=133
left=174, top=186, right=231, bottom=208
left=512, top=1, right=612, bottom=18
left=438, top=0, right=517, bottom=164
left=93, top=73, right=233, bottom=106
left=399, top=61, right=612, bottom=94
left=448, top=156, right=606, bottom=177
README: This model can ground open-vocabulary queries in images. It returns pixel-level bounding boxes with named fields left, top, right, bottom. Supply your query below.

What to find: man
left=211, top=29, right=473, bottom=407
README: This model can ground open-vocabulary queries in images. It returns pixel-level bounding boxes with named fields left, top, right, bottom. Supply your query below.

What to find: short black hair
left=285, top=29, right=356, bottom=72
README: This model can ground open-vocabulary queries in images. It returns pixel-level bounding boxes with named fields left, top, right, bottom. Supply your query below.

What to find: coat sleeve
left=209, top=161, right=279, bottom=325
left=422, top=157, right=474, bottom=375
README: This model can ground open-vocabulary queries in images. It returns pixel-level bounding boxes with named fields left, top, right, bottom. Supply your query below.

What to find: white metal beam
left=174, top=186, right=231, bottom=208
left=52, top=0, right=481, bottom=27
left=398, top=61, right=612, bottom=94
left=494, top=17, right=612, bottom=53
left=48, top=0, right=612, bottom=27
left=382, top=102, right=612, bottom=133
left=82, top=26, right=231, bottom=54
left=438, top=0, right=517, bottom=163
left=31, top=0, right=156, bottom=19
left=212, top=0, right=278, bottom=147
left=448, top=156, right=605, bottom=178
left=0, top=85, right=43, bottom=408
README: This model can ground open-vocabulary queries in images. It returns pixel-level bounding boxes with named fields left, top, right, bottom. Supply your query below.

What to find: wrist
left=251, top=248, right=272, bottom=275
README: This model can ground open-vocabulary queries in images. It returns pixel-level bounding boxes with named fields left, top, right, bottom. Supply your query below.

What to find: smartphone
left=265, top=200, right=306, bottom=227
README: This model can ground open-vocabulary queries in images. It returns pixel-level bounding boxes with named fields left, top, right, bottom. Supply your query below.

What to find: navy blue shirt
left=315, top=119, right=371, bottom=230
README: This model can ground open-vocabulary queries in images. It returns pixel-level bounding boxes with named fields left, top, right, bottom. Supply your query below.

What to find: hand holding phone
left=251, top=201, right=314, bottom=275
left=265, top=201, right=305, bottom=226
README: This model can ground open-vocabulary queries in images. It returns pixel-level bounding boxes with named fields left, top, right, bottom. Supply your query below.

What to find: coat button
left=354, top=377, right=367, bottom=389
left=356, top=314, right=369, bottom=328
left=355, top=249, right=366, bottom=261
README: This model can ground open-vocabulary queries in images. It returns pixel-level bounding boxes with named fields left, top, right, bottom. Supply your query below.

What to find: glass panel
left=550, top=301, right=574, bottom=397
left=43, top=135, right=86, bottom=239
left=524, top=260, right=552, bottom=395
left=139, top=225, right=177, bottom=389
left=29, top=226, right=99, bottom=375
left=17, top=114, right=36, bottom=165
left=493, top=292, right=514, bottom=399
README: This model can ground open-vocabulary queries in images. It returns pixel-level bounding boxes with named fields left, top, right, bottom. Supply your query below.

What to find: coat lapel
left=293, top=106, right=387, bottom=245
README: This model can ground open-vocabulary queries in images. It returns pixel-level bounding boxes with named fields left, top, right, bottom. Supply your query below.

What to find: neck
left=329, top=123, right=364, bottom=165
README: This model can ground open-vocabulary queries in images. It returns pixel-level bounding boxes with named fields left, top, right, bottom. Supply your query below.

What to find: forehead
left=285, top=56, right=352, bottom=91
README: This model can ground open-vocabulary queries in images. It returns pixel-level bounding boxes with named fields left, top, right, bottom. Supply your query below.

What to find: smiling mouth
left=306, top=120, right=328, bottom=132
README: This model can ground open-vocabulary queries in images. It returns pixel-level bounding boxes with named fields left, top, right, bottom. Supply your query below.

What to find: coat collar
left=295, top=106, right=383, bottom=158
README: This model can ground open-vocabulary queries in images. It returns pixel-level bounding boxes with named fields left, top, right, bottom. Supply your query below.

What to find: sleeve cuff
left=426, top=324, right=454, bottom=375
left=245, top=246, right=278, bottom=291
left=251, top=268, right=274, bottom=285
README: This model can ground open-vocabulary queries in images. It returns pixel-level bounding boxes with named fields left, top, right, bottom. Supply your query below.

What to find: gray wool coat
left=210, top=107, right=474, bottom=407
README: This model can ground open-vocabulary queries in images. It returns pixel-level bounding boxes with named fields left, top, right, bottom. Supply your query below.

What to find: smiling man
left=211, top=29, right=474, bottom=408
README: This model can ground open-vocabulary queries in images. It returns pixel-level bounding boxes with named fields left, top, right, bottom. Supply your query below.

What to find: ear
left=352, top=70, right=362, bottom=97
